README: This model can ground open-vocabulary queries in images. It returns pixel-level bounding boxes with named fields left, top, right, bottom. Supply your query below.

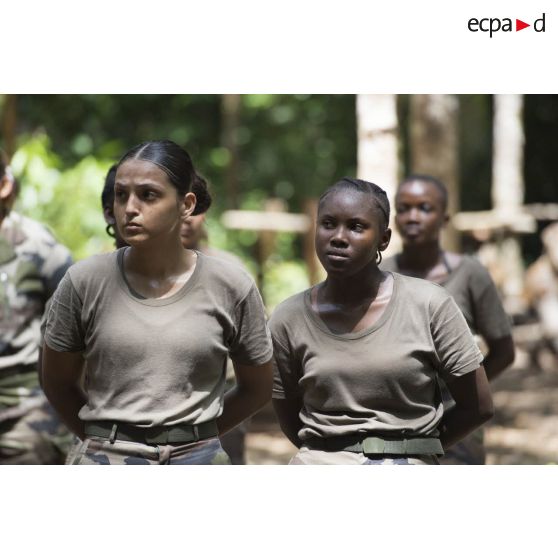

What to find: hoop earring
left=106, top=224, right=116, bottom=239
left=376, top=250, right=383, bottom=265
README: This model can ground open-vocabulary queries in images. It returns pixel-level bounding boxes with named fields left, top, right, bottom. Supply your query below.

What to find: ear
left=180, top=192, right=197, bottom=219
left=0, top=175, right=15, bottom=201
left=379, top=227, right=392, bottom=252
left=103, top=207, right=115, bottom=225
left=441, top=212, right=450, bottom=228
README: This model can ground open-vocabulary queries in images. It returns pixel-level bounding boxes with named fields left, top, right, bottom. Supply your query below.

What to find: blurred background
left=2, top=93, right=557, bottom=464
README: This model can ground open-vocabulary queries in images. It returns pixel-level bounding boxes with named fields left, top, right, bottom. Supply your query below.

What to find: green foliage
left=262, top=260, right=310, bottom=312
left=11, top=134, right=114, bottom=259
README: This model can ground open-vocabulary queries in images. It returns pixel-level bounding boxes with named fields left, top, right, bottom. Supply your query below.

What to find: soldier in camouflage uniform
left=0, top=153, right=74, bottom=464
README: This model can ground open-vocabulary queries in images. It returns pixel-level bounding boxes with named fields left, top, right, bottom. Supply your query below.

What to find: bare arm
left=272, top=397, right=303, bottom=448
left=483, top=335, right=515, bottom=381
left=42, top=342, right=87, bottom=440
left=439, top=365, right=494, bottom=450
left=217, top=359, right=273, bottom=436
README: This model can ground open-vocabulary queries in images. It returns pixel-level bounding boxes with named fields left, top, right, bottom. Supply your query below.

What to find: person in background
left=0, top=150, right=73, bottom=464
left=524, top=222, right=558, bottom=361
left=270, top=177, right=493, bottom=465
left=180, top=212, right=249, bottom=464
left=382, top=174, right=515, bottom=465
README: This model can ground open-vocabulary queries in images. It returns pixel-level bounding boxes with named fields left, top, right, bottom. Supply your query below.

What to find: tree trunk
left=410, top=94, right=460, bottom=251
left=1, top=95, right=17, bottom=158
left=221, top=94, right=241, bottom=209
left=356, top=94, right=400, bottom=253
left=491, top=94, right=526, bottom=311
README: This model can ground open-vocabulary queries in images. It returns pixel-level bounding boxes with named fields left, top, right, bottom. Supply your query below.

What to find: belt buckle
left=362, top=437, right=385, bottom=455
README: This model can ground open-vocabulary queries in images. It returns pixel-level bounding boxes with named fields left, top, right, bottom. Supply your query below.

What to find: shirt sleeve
left=268, top=310, right=302, bottom=400
left=430, top=291, right=484, bottom=381
left=470, top=266, right=513, bottom=341
left=39, top=238, right=74, bottom=299
left=228, top=284, right=273, bottom=366
left=43, top=271, right=85, bottom=352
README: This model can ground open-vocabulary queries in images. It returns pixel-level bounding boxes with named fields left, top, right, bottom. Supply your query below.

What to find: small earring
left=376, top=250, right=383, bottom=265
left=106, top=224, right=116, bottom=239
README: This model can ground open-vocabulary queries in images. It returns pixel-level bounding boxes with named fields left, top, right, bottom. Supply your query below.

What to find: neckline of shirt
left=115, top=247, right=203, bottom=307
left=302, top=271, right=399, bottom=340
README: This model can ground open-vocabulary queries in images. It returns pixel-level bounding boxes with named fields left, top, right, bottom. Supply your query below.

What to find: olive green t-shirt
left=269, top=273, right=483, bottom=440
left=382, top=254, right=512, bottom=341
left=44, top=249, right=273, bottom=427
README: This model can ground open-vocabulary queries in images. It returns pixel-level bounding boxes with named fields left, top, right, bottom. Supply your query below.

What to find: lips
left=326, top=251, right=350, bottom=261
left=402, top=225, right=422, bottom=237
left=124, top=222, right=143, bottom=232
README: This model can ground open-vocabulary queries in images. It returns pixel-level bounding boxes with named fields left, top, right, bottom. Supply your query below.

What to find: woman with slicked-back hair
left=42, top=140, right=273, bottom=465
left=270, top=177, right=494, bottom=465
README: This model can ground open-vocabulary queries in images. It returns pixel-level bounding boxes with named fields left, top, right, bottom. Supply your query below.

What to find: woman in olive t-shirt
left=270, top=177, right=494, bottom=465
left=42, top=140, right=273, bottom=465
left=381, top=174, right=515, bottom=465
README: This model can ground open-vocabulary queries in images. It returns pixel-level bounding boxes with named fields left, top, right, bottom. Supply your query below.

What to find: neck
left=399, top=241, right=442, bottom=272
left=125, top=235, right=193, bottom=279
left=322, top=264, right=385, bottom=305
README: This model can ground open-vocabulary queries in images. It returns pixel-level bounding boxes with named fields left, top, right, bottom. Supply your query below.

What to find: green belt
left=306, top=435, right=444, bottom=456
left=85, top=420, right=219, bottom=445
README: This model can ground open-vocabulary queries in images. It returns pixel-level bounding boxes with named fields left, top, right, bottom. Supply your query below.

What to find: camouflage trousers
left=67, top=436, right=231, bottom=465
left=290, top=447, right=439, bottom=465
left=440, top=428, right=485, bottom=465
left=0, top=395, right=73, bottom=465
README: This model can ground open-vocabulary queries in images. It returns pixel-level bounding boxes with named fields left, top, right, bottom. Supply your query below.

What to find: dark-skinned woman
left=270, top=177, right=494, bottom=465
left=382, top=174, right=515, bottom=465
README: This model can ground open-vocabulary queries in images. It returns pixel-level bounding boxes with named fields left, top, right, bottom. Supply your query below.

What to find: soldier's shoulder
left=6, top=212, right=69, bottom=255
left=67, top=251, right=118, bottom=289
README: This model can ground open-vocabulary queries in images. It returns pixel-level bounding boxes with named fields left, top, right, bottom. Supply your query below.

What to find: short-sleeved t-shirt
left=382, top=255, right=512, bottom=341
left=269, top=273, right=483, bottom=441
left=44, top=249, right=273, bottom=427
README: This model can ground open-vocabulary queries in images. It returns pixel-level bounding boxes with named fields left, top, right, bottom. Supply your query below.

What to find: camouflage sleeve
left=40, top=239, right=73, bottom=299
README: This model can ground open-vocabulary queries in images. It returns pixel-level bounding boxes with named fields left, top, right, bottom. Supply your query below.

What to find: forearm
left=483, top=336, right=515, bottom=381
left=440, top=366, right=494, bottom=449
left=272, top=398, right=303, bottom=448
left=43, top=381, right=87, bottom=440
left=217, top=382, right=270, bottom=436
left=439, top=405, right=493, bottom=449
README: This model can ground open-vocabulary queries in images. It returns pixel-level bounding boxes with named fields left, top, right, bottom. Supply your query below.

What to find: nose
left=406, top=207, right=421, bottom=223
left=330, top=225, right=348, bottom=247
left=125, top=193, right=140, bottom=218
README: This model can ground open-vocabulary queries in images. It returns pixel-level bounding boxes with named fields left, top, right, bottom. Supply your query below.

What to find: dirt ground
left=245, top=348, right=558, bottom=465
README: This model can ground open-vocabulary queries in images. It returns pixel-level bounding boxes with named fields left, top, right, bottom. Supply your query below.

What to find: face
left=180, top=213, right=206, bottom=249
left=316, top=189, right=391, bottom=278
left=395, top=180, right=448, bottom=246
left=114, top=159, right=195, bottom=246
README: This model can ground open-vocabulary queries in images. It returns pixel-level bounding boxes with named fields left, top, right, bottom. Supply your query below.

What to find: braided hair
left=319, top=177, right=390, bottom=232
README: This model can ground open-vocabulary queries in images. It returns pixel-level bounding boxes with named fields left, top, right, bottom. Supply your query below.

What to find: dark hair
left=398, top=174, right=448, bottom=211
left=101, top=164, right=118, bottom=210
left=319, top=177, right=390, bottom=232
left=118, top=140, right=211, bottom=216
